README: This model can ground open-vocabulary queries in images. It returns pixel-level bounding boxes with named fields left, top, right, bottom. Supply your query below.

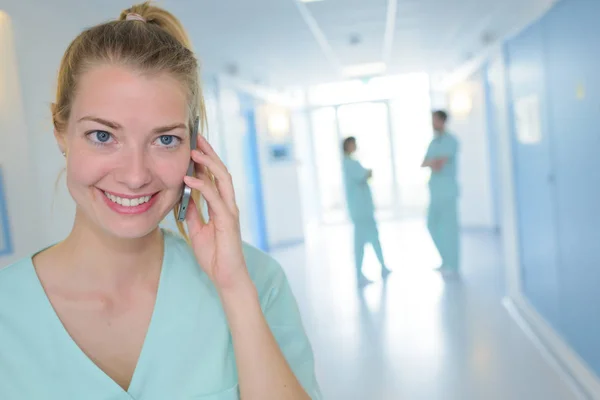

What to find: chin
left=103, top=222, right=161, bottom=240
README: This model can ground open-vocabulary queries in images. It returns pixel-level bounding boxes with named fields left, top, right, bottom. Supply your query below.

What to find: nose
left=115, top=148, right=152, bottom=190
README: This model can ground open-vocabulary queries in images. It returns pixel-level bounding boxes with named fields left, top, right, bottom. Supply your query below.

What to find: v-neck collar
left=28, top=229, right=173, bottom=399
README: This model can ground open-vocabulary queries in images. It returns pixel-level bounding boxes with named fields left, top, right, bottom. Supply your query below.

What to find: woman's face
left=57, top=65, right=191, bottom=239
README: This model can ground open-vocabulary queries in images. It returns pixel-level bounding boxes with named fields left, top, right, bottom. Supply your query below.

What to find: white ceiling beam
left=293, top=0, right=342, bottom=74
left=382, top=0, right=399, bottom=66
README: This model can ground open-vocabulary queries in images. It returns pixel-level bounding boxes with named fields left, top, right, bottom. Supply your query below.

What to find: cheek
left=156, top=152, right=190, bottom=187
left=67, top=150, right=112, bottom=187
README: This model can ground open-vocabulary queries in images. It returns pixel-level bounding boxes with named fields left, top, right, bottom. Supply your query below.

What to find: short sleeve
left=260, top=265, right=322, bottom=399
left=424, top=140, right=435, bottom=160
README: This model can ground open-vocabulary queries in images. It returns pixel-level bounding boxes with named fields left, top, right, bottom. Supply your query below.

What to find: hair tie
left=125, top=13, right=146, bottom=22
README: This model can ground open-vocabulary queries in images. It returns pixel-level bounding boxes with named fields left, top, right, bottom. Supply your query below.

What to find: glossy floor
left=272, top=218, right=580, bottom=400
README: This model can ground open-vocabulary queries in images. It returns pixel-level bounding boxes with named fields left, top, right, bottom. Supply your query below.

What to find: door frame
left=308, top=99, right=400, bottom=225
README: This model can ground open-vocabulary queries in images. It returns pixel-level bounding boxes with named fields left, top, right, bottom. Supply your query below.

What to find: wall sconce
left=449, top=87, right=473, bottom=118
left=267, top=112, right=290, bottom=140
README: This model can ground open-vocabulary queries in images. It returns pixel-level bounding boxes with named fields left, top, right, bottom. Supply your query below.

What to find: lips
left=99, top=189, right=159, bottom=215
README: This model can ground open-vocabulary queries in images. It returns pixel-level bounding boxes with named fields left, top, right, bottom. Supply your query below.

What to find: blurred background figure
left=422, top=111, right=460, bottom=278
left=342, top=136, right=391, bottom=286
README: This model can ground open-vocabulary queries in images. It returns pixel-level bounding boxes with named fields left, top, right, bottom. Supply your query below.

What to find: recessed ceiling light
left=299, top=0, right=325, bottom=3
left=342, top=62, right=387, bottom=78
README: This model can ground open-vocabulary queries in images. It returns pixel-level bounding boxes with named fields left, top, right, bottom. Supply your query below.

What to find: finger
left=191, top=150, right=237, bottom=213
left=196, top=135, right=228, bottom=171
left=184, top=196, right=204, bottom=237
left=183, top=175, right=231, bottom=222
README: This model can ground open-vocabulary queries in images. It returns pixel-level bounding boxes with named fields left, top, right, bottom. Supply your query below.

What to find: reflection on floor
left=271, top=218, right=580, bottom=400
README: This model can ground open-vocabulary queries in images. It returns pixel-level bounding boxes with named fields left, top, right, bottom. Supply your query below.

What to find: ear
left=54, top=128, right=67, bottom=156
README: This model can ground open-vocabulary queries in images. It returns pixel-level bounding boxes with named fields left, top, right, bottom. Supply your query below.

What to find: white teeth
left=104, top=192, right=152, bottom=207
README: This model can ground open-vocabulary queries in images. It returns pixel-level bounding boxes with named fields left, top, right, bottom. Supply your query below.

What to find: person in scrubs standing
left=0, top=3, right=320, bottom=399
left=342, top=137, right=391, bottom=286
left=422, top=110, right=461, bottom=277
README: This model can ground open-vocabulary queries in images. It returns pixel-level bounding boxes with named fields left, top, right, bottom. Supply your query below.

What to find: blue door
left=505, top=22, right=560, bottom=328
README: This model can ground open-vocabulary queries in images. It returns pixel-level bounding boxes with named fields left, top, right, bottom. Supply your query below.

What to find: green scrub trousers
left=343, top=156, right=386, bottom=278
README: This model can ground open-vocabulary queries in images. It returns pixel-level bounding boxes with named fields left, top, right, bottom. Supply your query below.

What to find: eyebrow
left=78, top=116, right=121, bottom=129
left=78, top=116, right=188, bottom=134
left=154, top=123, right=188, bottom=134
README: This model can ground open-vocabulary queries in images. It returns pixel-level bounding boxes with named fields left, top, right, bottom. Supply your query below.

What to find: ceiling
left=15, top=0, right=558, bottom=88
left=171, top=0, right=557, bottom=87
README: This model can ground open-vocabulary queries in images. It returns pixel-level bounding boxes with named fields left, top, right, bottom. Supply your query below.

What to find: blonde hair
left=51, top=1, right=207, bottom=241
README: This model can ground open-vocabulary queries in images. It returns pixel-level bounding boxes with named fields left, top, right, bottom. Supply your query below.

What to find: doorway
left=306, top=74, right=433, bottom=225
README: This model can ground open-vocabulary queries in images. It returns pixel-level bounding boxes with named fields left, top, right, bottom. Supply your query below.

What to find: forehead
left=70, top=65, right=188, bottom=124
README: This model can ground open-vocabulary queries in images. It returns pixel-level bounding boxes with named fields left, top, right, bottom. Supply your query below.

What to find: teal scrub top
left=424, top=132, right=460, bottom=199
left=0, top=229, right=321, bottom=400
left=342, top=155, right=375, bottom=222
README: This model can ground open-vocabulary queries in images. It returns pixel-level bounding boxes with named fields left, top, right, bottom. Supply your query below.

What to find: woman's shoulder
left=241, top=242, right=286, bottom=286
left=0, top=256, right=33, bottom=278
left=0, top=256, right=36, bottom=299
left=163, top=229, right=288, bottom=296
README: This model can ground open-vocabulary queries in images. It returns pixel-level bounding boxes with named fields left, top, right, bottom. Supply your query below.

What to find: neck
left=55, top=209, right=164, bottom=289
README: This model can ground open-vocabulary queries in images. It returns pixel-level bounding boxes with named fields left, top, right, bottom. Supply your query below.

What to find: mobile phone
left=177, top=116, right=200, bottom=222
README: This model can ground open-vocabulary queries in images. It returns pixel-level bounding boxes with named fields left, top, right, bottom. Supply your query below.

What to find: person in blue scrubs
left=342, top=137, right=391, bottom=286
left=422, top=110, right=461, bottom=277
left=0, top=3, right=320, bottom=399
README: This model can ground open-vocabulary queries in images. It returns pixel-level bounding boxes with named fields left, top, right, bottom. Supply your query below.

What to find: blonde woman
left=0, top=3, right=320, bottom=399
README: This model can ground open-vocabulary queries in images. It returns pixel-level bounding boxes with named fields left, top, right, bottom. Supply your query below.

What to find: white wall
left=291, top=109, right=320, bottom=230
left=0, top=0, right=126, bottom=260
left=255, top=104, right=305, bottom=248
left=0, top=11, right=40, bottom=266
left=448, top=75, right=495, bottom=229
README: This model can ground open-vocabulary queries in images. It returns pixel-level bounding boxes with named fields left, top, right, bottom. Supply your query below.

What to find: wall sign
left=257, top=104, right=295, bottom=163
left=515, top=94, right=542, bottom=145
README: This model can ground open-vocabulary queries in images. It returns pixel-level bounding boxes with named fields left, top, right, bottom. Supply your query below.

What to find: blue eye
left=88, top=130, right=113, bottom=144
left=160, top=136, right=174, bottom=145
left=154, top=135, right=181, bottom=148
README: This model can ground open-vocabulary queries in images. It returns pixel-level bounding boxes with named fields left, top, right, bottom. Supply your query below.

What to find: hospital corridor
left=2, top=0, right=600, bottom=399
left=273, top=220, right=578, bottom=399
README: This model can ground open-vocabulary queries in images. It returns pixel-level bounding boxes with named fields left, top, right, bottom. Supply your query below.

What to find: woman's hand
left=183, top=139, right=312, bottom=400
left=182, top=135, right=251, bottom=292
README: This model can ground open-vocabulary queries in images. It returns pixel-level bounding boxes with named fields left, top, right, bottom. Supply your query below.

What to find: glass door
left=337, top=102, right=396, bottom=217
left=310, top=107, right=346, bottom=224
left=307, top=74, right=433, bottom=224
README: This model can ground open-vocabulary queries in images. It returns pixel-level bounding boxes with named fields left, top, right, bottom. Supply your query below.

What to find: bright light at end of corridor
left=342, top=62, right=387, bottom=79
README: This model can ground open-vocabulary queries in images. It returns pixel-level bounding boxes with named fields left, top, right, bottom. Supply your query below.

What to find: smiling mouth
left=103, top=191, right=155, bottom=207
